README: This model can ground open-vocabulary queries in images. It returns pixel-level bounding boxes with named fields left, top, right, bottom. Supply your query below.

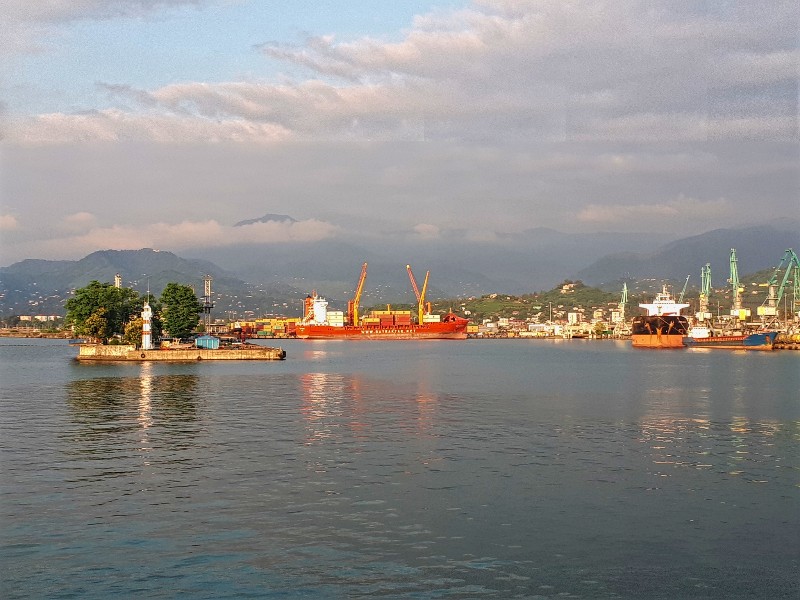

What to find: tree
left=160, top=283, right=203, bottom=339
left=83, top=308, right=109, bottom=343
left=65, top=280, right=140, bottom=342
left=122, top=317, right=144, bottom=346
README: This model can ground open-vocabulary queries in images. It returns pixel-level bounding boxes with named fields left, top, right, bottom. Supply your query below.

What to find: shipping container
left=195, top=335, right=220, bottom=350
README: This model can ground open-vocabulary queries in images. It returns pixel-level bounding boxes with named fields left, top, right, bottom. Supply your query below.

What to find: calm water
left=1, top=338, right=798, bottom=599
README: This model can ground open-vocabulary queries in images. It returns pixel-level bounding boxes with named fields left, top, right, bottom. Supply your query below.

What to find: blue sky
left=1, top=1, right=797, bottom=265
left=7, top=1, right=463, bottom=115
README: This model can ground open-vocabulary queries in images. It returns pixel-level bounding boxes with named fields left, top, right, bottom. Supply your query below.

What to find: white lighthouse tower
left=141, top=301, right=154, bottom=350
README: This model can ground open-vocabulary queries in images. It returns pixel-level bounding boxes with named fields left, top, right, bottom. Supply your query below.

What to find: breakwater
left=75, top=343, right=285, bottom=361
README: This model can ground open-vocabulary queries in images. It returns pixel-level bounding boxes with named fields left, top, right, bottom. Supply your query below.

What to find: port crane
left=758, top=248, right=800, bottom=326
left=347, top=262, right=368, bottom=327
left=697, top=263, right=711, bottom=321
left=618, top=282, right=628, bottom=323
left=678, top=275, right=690, bottom=303
left=728, top=248, right=746, bottom=320
left=406, top=265, right=431, bottom=325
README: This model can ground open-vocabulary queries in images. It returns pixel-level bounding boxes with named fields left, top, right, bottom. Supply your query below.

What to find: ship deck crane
left=347, top=262, right=368, bottom=326
left=406, top=265, right=431, bottom=324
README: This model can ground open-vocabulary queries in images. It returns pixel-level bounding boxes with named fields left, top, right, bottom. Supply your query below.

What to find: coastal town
left=3, top=250, right=799, bottom=350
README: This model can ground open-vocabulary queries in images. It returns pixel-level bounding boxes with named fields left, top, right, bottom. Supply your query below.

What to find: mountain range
left=1, top=218, right=797, bottom=319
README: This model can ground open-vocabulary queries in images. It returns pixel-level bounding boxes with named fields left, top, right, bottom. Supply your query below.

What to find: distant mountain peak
left=234, top=214, right=297, bottom=227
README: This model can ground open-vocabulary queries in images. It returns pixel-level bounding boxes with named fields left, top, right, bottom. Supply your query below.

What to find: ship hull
left=295, top=322, right=468, bottom=340
left=682, top=332, right=777, bottom=351
left=630, top=315, right=690, bottom=349
left=631, top=334, right=686, bottom=349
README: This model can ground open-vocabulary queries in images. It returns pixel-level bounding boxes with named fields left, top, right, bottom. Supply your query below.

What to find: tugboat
left=631, top=285, right=690, bottom=349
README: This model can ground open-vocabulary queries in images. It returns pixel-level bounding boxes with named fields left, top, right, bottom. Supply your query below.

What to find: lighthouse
left=141, top=301, right=153, bottom=350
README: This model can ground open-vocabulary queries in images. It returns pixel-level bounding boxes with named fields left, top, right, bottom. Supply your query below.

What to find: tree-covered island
left=65, top=280, right=202, bottom=345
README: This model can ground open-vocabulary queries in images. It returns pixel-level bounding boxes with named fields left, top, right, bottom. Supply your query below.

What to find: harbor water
left=1, top=338, right=798, bottom=598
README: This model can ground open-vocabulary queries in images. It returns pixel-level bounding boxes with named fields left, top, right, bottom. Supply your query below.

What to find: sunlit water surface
left=1, top=338, right=798, bottom=598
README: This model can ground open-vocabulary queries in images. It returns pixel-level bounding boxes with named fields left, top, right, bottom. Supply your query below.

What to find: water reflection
left=299, top=372, right=362, bottom=445
left=66, top=369, right=201, bottom=454
left=299, top=371, right=442, bottom=444
left=638, top=414, right=792, bottom=483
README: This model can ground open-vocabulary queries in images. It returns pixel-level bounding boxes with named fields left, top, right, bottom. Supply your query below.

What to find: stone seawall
left=75, top=344, right=286, bottom=361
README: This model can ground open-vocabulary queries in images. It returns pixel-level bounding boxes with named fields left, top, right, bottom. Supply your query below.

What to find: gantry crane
left=347, top=262, right=368, bottom=326
left=406, top=264, right=431, bottom=324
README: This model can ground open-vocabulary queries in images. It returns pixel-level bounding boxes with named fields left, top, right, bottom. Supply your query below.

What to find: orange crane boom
left=407, top=265, right=430, bottom=324
left=406, top=265, right=421, bottom=301
left=347, top=262, right=368, bottom=326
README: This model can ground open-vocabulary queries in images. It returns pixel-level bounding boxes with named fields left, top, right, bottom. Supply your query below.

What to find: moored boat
left=295, top=263, right=470, bottom=340
left=294, top=313, right=469, bottom=340
left=631, top=285, right=690, bottom=349
left=682, top=331, right=778, bottom=351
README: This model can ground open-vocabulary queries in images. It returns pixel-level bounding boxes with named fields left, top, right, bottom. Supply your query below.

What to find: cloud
left=1, top=0, right=797, bottom=257
left=60, top=211, right=98, bottom=233
left=577, top=196, right=730, bottom=226
left=412, top=223, right=440, bottom=239
left=0, top=214, right=20, bottom=230
left=1, top=1, right=208, bottom=56
left=7, top=0, right=798, bottom=144
left=7, top=110, right=294, bottom=145
left=31, top=218, right=339, bottom=258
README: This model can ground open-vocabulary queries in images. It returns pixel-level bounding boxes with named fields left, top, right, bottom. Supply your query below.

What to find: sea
left=1, top=337, right=798, bottom=599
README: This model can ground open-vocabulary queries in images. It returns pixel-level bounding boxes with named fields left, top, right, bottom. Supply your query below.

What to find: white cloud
left=0, top=214, right=20, bottom=230
left=30, top=218, right=339, bottom=258
left=1, top=0, right=797, bottom=253
left=412, top=223, right=440, bottom=238
left=7, top=110, right=294, bottom=145
left=7, top=1, right=798, bottom=144
left=577, top=196, right=730, bottom=225
left=58, top=211, right=98, bottom=234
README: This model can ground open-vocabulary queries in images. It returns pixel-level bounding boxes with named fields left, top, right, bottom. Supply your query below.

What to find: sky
left=0, top=0, right=798, bottom=266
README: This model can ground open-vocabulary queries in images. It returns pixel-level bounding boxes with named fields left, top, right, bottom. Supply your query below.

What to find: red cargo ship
left=294, top=263, right=469, bottom=340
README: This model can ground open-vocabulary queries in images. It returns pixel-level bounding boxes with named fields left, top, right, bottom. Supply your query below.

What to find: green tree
left=83, top=308, right=109, bottom=343
left=122, top=317, right=144, bottom=346
left=65, top=280, right=140, bottom=342
left=160, top=283, right=203, bottom=339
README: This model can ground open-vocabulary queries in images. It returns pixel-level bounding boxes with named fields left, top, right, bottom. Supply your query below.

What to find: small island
left=68, top=279, right=285, bottom=361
